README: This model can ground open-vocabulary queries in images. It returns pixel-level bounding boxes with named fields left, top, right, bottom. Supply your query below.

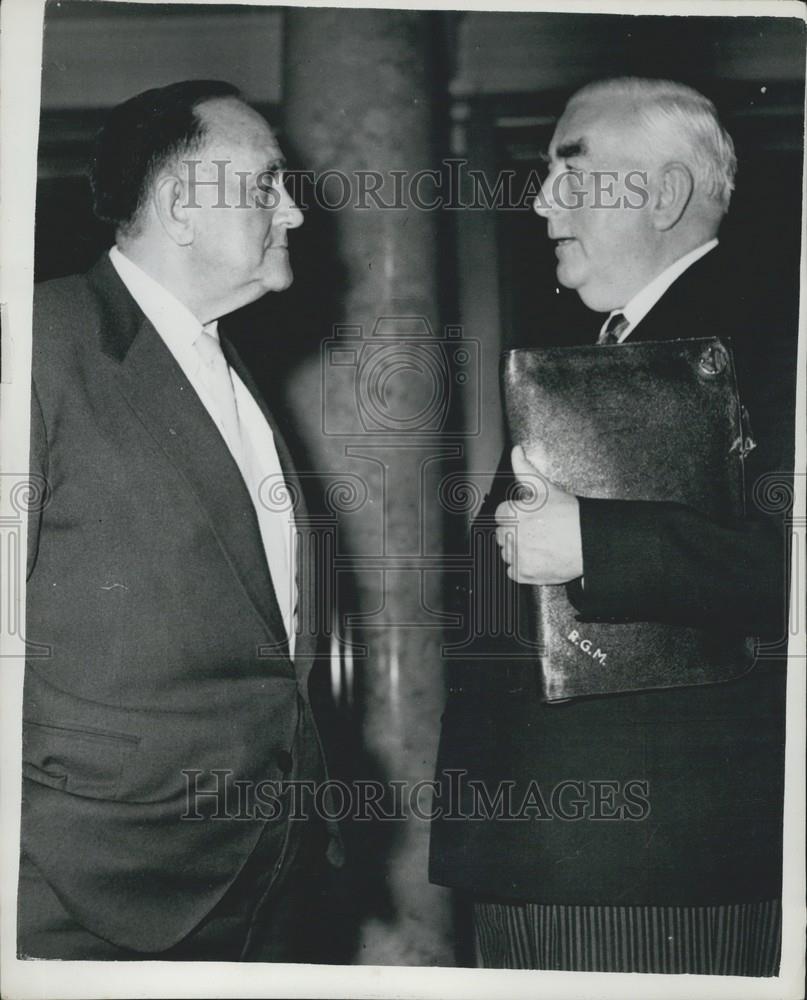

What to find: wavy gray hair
left=570, top=77, right=737, bottom=212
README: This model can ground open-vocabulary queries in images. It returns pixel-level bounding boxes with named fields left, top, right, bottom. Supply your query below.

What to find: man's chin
left=270, top=272, right=294, bottom=292
left=555, top=265, right=580, bottom=294
left=231, top=272, right=294, bottom=312
left=260, top=267, right=294, bottom=294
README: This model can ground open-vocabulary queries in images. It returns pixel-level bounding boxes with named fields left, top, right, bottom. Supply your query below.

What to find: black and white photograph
left=0, top=1, right=805, bottom=997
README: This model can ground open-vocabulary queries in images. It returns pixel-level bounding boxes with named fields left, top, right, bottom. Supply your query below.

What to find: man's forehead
left=550, top=97, right=633, bottom=161
left=197, top=97, right=283, bottom=164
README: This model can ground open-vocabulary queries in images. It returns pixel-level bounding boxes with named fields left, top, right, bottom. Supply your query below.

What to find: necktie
left=598, top=311, right=629, bottom=345
left=194, top=325, right=242, bottom=458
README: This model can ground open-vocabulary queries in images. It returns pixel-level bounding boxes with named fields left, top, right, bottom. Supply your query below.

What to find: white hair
left=570, top=77, right=737, bottom=212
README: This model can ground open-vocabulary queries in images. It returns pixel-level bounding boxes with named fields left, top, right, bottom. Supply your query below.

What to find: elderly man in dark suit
left=431, top=78, right=796, bottom=975
left=19, top=80, right=338, bottom=961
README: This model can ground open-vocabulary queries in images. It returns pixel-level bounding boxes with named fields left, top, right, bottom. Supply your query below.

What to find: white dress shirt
left=599, top=239, right=718, bottom=343
left=108, top=246, right=297, bottom=656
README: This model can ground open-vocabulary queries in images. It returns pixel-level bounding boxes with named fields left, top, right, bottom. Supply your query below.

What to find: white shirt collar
left=108, top=245, right=217, bottom=345
left=600, top=239, right=718, bottom=343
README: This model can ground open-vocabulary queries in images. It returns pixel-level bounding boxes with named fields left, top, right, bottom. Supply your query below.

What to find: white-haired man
left=431, top=78, right=795, bottom=975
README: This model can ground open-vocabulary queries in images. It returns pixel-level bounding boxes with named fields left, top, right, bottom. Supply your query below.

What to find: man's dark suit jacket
left=21, top=255, right=332, bottom=952
left=430, top=246, right=797, bottom=906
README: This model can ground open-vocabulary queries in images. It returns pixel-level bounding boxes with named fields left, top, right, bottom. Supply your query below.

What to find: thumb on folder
left=494, top=445, right=584, bottom=585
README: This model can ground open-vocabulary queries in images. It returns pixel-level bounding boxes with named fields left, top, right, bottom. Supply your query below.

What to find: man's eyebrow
left=555, top=139, right=588, bottom=160
left=263, top=157, right=287, bottom=174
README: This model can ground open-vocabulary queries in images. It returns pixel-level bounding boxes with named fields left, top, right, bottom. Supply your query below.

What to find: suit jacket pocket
left=22, top=720, right=140, bottom=800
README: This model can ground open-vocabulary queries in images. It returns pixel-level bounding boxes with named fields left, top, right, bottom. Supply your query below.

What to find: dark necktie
left=597, top=311, right=629, bottom=345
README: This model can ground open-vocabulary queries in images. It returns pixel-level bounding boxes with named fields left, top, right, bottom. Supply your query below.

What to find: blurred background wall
left=34, top=0, right=805, bottom=967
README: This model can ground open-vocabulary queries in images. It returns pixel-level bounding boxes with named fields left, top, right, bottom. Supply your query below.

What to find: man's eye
left=563, top=164, right=586, bottom=183
left=260, top=168, right=282, bottom=188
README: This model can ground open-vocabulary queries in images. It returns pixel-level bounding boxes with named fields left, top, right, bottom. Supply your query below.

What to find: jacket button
left=275, top=750, right=293, bottom=775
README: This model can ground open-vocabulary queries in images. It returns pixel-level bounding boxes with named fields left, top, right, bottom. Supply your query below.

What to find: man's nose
left=533, top=169, right=557, bottom=218
left=276, top=182, right=304, bottom=229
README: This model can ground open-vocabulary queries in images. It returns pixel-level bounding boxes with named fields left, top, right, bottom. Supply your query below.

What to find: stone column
left=282, top=9, right=454, bottom=966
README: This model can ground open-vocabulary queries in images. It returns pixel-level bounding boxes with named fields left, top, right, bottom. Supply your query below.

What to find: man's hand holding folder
left=495, top=445, right=584, bottom=586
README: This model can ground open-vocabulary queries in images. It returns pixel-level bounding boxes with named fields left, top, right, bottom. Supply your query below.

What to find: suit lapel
left=87, top=256, right=289, bottom=652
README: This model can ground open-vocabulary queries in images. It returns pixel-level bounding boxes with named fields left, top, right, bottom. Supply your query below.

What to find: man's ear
left=652, top=161, right=694, bottom=231
left=152, top=174, right=194, bottom=246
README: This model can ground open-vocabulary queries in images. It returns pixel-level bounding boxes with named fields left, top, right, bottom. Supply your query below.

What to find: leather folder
left=502, top=337, right=755, bottom=702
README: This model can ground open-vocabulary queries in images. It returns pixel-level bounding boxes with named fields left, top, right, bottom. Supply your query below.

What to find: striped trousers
left=474, top=899, right=781, bottom=976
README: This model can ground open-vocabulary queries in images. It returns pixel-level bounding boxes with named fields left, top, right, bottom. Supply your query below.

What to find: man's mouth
left=552, top=237, right=577, bottom=256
